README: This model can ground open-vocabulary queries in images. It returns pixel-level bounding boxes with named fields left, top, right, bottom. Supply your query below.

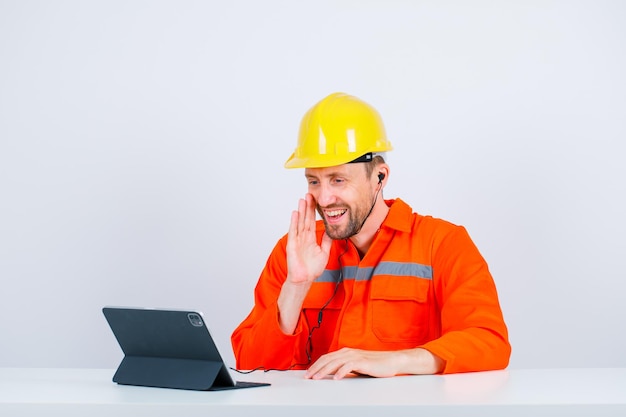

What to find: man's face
left=304, top=163, right=375, bottom=240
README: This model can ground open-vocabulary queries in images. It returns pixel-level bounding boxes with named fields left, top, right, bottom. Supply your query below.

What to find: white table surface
left=1, top=367, right=625, bottom=416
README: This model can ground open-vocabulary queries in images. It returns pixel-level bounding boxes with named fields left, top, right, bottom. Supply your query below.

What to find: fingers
left=305, top=349, right=397, bottom=380
left=299, top=194, right=315, bottom=234
left=306, top=349, right=350, bottom=380
left=304, top=193, right=317, bottom=226
left=289, top=197, right=307, bottom=238
left=288, top=207, right=299, bottom=239
left=291, top=194, right=317, bottom=237
left=306, top=360, right=353, bottom=380
left=297, top=197, right=307, bottom=233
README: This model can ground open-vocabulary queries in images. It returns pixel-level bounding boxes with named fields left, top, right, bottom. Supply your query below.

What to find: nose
left=314, top=182, right=336, bottom=207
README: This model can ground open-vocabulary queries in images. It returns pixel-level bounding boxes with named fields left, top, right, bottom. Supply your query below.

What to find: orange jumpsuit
left=232, top=198, right=511, bottom=374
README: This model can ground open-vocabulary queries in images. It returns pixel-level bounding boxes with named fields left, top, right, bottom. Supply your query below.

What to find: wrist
left=396, top=348, right=444, bottom=375
left=276, top=280, right=312, bottom=335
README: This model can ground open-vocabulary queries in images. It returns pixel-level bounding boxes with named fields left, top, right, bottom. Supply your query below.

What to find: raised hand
left=286, top=193, right=332, bottom=285
left=277, top=194, right=332, bottom=335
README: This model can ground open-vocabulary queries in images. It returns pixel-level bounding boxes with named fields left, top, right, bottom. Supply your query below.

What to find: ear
left=375, top=165, right=389, bottom=186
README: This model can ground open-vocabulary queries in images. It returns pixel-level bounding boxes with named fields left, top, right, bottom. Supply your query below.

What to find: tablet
left=102, top=306, right=270, bottom=391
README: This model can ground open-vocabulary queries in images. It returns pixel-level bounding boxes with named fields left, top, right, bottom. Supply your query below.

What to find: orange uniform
left=232, top=198, right=511, bottom=374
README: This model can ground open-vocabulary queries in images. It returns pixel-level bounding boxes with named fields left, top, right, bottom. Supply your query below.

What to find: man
left=231, top=92, right=511, bottom=379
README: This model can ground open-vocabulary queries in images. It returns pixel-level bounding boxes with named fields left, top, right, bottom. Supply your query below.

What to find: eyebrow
left=305, top=171, right=348, bottom=180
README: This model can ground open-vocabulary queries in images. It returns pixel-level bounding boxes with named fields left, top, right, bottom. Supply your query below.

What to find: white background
left=1, top=0, right=624, bottom=370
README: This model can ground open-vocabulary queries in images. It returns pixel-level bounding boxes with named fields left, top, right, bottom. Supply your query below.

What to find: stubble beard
left=317, top=194, right=374, bottom=240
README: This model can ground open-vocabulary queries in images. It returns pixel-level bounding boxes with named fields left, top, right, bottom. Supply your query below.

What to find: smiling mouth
left=324, top=209, right=347, bottom=220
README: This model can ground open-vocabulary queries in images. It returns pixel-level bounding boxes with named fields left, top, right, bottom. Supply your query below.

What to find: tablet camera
left=187, top=313, right=204, bottom=327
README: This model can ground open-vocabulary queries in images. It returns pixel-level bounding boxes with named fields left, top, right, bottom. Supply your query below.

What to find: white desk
left=1, top=367, right=625, bottom=416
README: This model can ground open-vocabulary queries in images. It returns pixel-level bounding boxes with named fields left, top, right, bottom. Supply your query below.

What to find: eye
left=308, top=179, right=319, bottom=186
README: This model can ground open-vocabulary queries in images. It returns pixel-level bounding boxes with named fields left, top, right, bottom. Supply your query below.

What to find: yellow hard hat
left=284, top=92, right=393, bottom=168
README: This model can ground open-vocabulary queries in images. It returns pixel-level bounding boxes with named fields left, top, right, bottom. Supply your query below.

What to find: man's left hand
left=304, top=347, right=443, bottom=380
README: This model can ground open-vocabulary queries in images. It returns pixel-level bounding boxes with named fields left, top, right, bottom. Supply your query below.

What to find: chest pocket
left=370, top=275, right=431, bottom=344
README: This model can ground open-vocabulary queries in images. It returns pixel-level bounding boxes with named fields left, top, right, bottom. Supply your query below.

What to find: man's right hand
left=286, top=193, right=332, bottom=284
left=277, top=193, right=332, bottom=334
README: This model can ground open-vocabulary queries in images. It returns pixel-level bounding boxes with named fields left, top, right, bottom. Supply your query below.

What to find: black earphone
left=377, top=172, right=385, bottom=184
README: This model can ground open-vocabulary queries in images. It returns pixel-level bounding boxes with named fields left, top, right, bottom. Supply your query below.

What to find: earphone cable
left=231, top=239, right=350, bottom=374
